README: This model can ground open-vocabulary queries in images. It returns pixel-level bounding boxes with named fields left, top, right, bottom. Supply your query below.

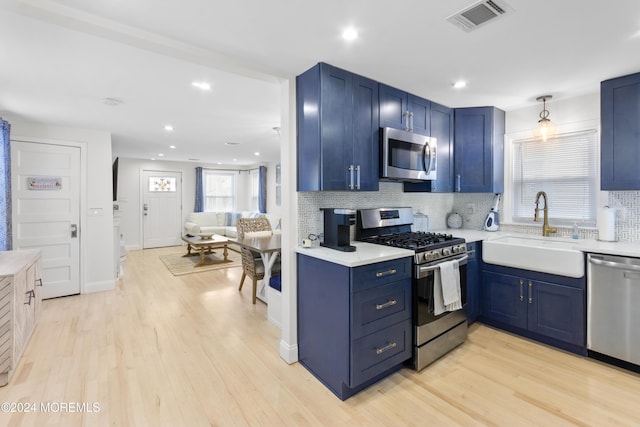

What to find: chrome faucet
left=534, top=191, right=557, bottom=236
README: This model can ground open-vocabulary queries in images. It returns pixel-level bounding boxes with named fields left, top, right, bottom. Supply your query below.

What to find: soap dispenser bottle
left=572, top=222, right=579, bottom=239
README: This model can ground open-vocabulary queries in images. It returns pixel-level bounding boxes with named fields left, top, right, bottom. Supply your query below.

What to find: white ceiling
left=1, top=0, right=639, bottom=165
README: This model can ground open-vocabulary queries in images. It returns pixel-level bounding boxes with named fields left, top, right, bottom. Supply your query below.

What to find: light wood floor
left=1, top=246, right=639, bottom=426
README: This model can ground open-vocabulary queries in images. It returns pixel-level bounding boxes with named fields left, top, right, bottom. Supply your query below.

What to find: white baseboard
left=83, top=279, right=115, bottom=294
left=279, top=340, right=298, bottom=364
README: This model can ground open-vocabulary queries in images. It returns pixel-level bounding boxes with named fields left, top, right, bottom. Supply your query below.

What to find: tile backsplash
left=298, top=182, right=454, bottom=242
left=298, top=186, right=640, bottom=244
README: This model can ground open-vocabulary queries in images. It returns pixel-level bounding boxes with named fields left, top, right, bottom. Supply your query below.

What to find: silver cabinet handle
left=348, top=165, right=355, bottom=190
left=528, top=281, right=533, bottom=304
left=456, top=174, right=461, bottom=192
left=519, top=279, right=524, bottom=302
left=402, top=111, right=410, bottom=131
left=376, top=269, right=397, bottom=278
left=409, top=111, right=414, bottom=132
left=355, top=165, right=360, bottom=190
left=376, top=342, right=397, bottom=355
left=24, top=289, right=35, bottom=305
left=376, top=300, right=397, bottom=310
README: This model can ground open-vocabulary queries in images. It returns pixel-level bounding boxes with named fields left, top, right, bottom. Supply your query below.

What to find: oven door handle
left=417, top=254, right=468, bottom=277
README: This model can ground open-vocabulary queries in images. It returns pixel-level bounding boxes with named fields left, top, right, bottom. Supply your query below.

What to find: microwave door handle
left=422, top=141, right=433, bottom=174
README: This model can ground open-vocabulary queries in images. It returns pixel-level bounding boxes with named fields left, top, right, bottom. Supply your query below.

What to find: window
left=512, top=129, right=598, bottom=226
left=249, top=169, right=259, bottom=211
left=203, top=171, right=236, bottom=211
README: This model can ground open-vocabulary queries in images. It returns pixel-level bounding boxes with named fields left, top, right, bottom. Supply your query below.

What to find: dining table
left=234, top=233, right=281, bottom=303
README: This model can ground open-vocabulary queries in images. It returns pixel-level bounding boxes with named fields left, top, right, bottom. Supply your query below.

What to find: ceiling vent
left=447, top=0, right=513, bottom=32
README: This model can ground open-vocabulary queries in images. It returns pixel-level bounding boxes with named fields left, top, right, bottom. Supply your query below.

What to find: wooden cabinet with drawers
left=0, top=250, right=43, bottom=386
left=297, top=254, right=412, bottom=400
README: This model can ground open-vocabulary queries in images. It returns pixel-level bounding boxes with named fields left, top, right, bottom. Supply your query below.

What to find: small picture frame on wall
left=275, top=164, right=281, bottom=185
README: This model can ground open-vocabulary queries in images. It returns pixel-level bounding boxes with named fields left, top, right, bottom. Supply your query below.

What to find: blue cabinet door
left=601, top=72, right=640, bottom=190
left=482, top=271, right=527, bottom=329
left=297, top=63, right=379, bottom=191
left=319, top=64, right=354, bottom=191
left=352, top=74, right=380, bottom=191
left=379, top=84, right=431, bottom=135
left=408, top=94, right=431, bottom=136
left=402, top=102, right=454, bottom=193
left=528, top=280, right=585, bottom=347
left=465, top=242, right=482, bottom=323
left=379, top=84, right=408, bottom=130
left=454, top=107, right=504, bottom=193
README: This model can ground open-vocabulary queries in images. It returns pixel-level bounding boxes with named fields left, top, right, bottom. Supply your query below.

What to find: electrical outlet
left=466, top=203, right=475, bottom=214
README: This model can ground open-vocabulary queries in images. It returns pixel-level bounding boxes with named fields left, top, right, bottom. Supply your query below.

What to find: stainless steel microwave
left=380, top=127, right=437, bottom=181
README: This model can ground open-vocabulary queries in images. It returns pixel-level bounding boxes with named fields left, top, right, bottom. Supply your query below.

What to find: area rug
left=160, top=249, right=242, bottom=276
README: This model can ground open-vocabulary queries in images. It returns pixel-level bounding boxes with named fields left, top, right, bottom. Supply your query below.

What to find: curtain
left=194, top=167, right=204, bottom=212
left=258, top=166, right=267, bottom=213
left=0, top=118, right=11, bottom=251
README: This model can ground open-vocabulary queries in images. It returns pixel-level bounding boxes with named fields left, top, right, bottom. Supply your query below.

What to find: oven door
left=381, top=127, right=437, bottom=181
left=414, top=254, right=468, bottom=329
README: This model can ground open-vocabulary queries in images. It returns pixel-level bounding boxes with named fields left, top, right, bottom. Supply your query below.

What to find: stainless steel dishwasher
left=587, top=253, right=640, bottom=370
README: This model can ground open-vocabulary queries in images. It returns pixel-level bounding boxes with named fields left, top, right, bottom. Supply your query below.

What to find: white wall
left=9, top=120, right=115, bottom=294
left=505, top=93, right=599, bottom=135
left=116, top=157, right=281, bottom=249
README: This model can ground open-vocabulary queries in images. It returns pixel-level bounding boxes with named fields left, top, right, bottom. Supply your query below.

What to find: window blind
left=512, top=129, right=598, bottom=225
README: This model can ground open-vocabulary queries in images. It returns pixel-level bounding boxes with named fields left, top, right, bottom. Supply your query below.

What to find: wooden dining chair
left=236, top=217, right=280, bottom=304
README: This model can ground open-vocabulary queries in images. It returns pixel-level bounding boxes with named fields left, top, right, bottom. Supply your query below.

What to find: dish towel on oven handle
left=433, top=259, right=462, bottom=316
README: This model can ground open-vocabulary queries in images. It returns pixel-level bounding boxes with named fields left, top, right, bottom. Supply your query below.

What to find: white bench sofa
left=184, top=211, right=279, bottom=238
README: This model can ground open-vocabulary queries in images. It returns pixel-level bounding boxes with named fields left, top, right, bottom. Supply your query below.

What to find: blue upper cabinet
left=601, top=72, right=640, bottom=190
left=453, top=106, right=505, bottom=193
left=403, top=101, right=454, bottom=193
left=297, top=63, right=379, bottom=191
left=379, top=84, right=430, bottom=135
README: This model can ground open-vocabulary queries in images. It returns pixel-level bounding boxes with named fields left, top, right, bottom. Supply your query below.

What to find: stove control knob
left=442, top=247, right=452, bottom=256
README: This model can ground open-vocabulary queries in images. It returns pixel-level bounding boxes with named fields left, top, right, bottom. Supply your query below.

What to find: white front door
left=11, top=140, right=81, bottom=299
left=142, top=170, right=182, bottom=249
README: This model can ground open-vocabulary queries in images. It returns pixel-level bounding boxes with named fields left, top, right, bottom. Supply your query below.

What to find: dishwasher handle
left=589, top=255, right=640, bottom=272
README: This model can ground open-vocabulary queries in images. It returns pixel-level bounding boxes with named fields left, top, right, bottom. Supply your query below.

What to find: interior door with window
left=11, top=140, right=81, bottom=299
left=142, top=170, right=182, bottom=249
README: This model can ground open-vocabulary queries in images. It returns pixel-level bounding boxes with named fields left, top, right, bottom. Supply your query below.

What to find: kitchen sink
left=482, top=235, right=584, bottom=278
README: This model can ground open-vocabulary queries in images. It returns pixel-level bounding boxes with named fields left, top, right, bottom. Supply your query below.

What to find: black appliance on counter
left=320, top=208, right=357, bottom=252
left=356, top=207, right=468, bottom=371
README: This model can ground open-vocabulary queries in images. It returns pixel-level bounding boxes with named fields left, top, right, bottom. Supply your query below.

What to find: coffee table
left=181, top=234, right=230, bottom=267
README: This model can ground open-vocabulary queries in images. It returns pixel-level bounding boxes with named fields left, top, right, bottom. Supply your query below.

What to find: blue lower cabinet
left=465, top=242, right=482, bottom=324
left=297, top=254, right=412, bottom=400
left=480, top=264, right=586, bottom=355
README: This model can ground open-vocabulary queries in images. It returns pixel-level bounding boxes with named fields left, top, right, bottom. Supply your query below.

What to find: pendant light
left=534, top=95, right=557, bottom=141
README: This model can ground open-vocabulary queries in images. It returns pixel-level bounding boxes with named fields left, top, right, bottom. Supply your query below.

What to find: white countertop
left=0, top=249, right=41, bottom=276
left=437, top=229, right=640, bottom=258
left=295, top=242, right=414, bottom=267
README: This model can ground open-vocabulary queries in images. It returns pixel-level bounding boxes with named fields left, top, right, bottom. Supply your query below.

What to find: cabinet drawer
left=351, top=280, right=411, bottom=339
left=350, top=320, right=411, bottom=387
left=352, top=258, right=412, bottom=292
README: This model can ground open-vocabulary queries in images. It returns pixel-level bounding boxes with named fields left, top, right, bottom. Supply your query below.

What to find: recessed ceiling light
left=254, top=152, right=260, bottom=156
left=164, top=125, right=174, bottom=131
left=192, top=81, right=211, bottom=91
left=158, top=153, right=164, bottom=157
left=225, top=142, right=240, bottom=146
left=233, top=158, right=237, bottom=162
left=169, top=145, right=176, bottom=149
left=342, top=27, right=358, bottom=41
left=453, top=81, right=467, bottom=89
left=217, top=162, right=222, bottom=165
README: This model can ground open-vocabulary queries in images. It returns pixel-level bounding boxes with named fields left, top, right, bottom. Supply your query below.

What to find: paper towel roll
left=598, top=206, right=616, bottom=242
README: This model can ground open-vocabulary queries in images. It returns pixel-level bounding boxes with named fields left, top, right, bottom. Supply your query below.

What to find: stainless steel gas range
left=356, top=207, right=468, bottom=371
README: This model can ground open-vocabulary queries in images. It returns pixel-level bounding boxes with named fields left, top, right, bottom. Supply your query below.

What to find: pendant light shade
left=534, top=95, right=557, bottom=141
